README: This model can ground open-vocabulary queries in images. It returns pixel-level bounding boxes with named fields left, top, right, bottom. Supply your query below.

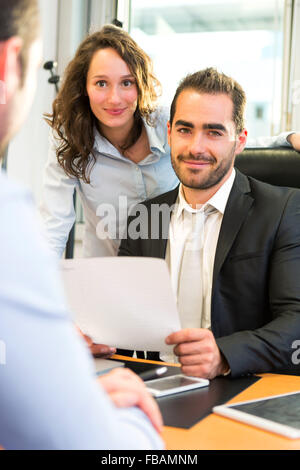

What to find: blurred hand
left=166, top=328, right=229, bottom=380
left=76, top=327, right=116, bottom=358
left=98, top=368, right=163, bottom=433
left=288, top=133, right=300, bottom=152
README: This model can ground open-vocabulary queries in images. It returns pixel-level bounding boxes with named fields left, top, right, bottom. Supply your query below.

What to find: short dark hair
left=0, top=0, right=40, bottom=81
left=170, top=67, right=246, bottom=134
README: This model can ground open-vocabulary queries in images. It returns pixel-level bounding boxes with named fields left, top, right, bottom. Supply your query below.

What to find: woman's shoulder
left=146, top=105, right=170, bottom=135
left=143, top=106, right=170, bottom=153
left=150, top=105, right=170, bottom=128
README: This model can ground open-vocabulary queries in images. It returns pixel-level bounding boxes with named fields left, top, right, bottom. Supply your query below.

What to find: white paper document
left=60, top=257, right=181, bottom=354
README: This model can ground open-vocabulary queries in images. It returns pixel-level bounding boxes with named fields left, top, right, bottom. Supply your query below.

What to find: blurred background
left=5, top=0, right=300, bottom=254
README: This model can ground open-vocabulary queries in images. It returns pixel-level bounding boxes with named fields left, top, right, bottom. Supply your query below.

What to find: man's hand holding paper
left=61, top=257, right=181, bottom=356
left=166, top=328, right=230, bottom=379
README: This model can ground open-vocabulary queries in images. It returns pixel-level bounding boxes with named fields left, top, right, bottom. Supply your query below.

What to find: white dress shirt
left=39, top=107, right=178, bottom=258
left=39, top=106, right=292, bottom=259
left=163, top=170, right=236, bottom=362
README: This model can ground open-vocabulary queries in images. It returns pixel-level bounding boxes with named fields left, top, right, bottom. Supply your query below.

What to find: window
left=130, top=0, right=285, bottom=138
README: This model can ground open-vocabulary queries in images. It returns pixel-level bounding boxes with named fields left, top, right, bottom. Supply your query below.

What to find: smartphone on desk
left=146, top=374, right=209, bottom=398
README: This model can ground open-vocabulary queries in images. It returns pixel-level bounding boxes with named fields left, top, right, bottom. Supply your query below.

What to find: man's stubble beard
left=171, top=144, right=237, bottom=190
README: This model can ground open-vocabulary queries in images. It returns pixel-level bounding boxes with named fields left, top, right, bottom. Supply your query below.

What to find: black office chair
left=235, top=147, right=300, bottom=189
left=235, top=147, right=300, bottom=377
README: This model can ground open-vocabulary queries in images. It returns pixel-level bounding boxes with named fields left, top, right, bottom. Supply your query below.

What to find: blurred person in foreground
left=0, top=0, right=163, bottom=450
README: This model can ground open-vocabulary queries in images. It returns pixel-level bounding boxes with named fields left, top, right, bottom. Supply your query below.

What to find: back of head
left=170, top=67, right=246, bottom=134
left=0, top=0, right=40, bottom=155
left=0, top=0, right=40, bottom=82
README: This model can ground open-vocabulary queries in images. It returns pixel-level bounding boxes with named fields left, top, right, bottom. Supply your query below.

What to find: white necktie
left=177, top=210, right=205, bottom=329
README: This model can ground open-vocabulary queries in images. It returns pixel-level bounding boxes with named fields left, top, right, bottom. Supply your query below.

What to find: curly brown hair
left=45, top=25, right=161, bottom=183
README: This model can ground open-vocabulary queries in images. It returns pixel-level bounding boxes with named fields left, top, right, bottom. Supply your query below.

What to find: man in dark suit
left=119, top=67, right=300, bottom=379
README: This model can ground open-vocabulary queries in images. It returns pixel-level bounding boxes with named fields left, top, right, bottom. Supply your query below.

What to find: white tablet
left=146, top=374, right=209, bottom=397
left=94, top=358, right=125, bottom=376
left=213, top=391, right=300, bottom=439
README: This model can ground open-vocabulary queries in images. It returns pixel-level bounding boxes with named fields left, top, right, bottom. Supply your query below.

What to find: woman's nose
left=107, top=85, right=121, bottom=105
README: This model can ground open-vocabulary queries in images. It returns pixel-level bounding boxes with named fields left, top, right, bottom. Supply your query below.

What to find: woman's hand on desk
left=76, top=327, right=116, bottom=358
left=98, top=368, right=163, bottom=434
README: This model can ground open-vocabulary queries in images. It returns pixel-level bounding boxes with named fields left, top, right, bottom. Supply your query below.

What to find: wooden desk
left=113, top=356, right=300, bottom=450
left=162, top=374, right=300, bottom=450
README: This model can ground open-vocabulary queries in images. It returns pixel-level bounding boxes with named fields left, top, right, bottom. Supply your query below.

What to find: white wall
left=89, top=0, right=116, bottom=33
left=56, top=0, right=89, bottom=76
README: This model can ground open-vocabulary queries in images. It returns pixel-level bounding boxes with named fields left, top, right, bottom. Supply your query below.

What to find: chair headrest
left=235, top=147, right=300, bottom=188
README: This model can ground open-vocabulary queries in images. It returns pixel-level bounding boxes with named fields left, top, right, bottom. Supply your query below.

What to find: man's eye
left=208, top=131, right=222, bottom=136
left=178, top=128, right=191, bottom=134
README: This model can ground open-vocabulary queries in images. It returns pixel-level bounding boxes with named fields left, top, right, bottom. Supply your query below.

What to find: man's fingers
left=91, top=343, right=116, bottom=357
left=109, top=391, right=138, bottom=408
left=166, top=328, right=208, bottom=345
left=173, top=339, right=214, bottom=357
left=83, top=334, right=93, bottom=347
left=98, top=368, right=138, bottom=392
left=137, top=393, right=164, bottom=433
left=173, top=342, right=203, bottom=357
left=180, top=364, right=211, bottom=379
left=178, top=353, right=213, bottom=366
left=75, top=327, right=93, bottom=346
left=75, top=326, right=116, bottom=357
left=98, top=369, right=163, bottom=433
left=75, top=325, right=117, bottom=359
left=98, top=368, right=147, bottom=395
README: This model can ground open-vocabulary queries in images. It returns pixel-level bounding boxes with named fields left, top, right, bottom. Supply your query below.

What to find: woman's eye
left=122, top=79, right=134, bottom=87
left=96, top=80, right=107, bottom=87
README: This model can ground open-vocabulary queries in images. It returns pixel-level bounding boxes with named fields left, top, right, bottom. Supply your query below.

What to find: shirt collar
left=144, top=119, right=166, bottom=154
left=92, top=114, right=166, bottom=156
left=93, top=126, right=120, bottom=156
left=174, top=168, right=236, bottom=220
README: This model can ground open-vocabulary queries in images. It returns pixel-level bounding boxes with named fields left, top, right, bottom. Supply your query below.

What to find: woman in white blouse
left=41, top=24, right=178, bottom=259
left=40, top=24, right=297, bottom=260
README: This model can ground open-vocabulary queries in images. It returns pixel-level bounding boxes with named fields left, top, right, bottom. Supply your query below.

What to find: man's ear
left=235, top=128, right=247, bottom=155
left=167, top=120, right=171, bottom=147
left=0, top=37, right=23, bottom=98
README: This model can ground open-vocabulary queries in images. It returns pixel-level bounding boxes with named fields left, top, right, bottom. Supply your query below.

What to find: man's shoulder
left=248, top=174, right=300, bottom=200
left=0, top=173, right=70, bottom=321
left=0, top=171, right=31, bottom=207
left=142, top=186, right=179, bottom=208
left=236, top=170, right=300, bottom=201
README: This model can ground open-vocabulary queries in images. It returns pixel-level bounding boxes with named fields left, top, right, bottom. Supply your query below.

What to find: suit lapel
left=149, top=172, right=254, bottom=271
left=212, top=170, right=254, bottom=290
left=149, top=186, right=179, bottom=259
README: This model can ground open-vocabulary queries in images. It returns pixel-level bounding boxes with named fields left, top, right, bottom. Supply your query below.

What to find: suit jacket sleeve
left=118, top=213, right=143, bottom=257
left=216, top=189, right=300, bottom=378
